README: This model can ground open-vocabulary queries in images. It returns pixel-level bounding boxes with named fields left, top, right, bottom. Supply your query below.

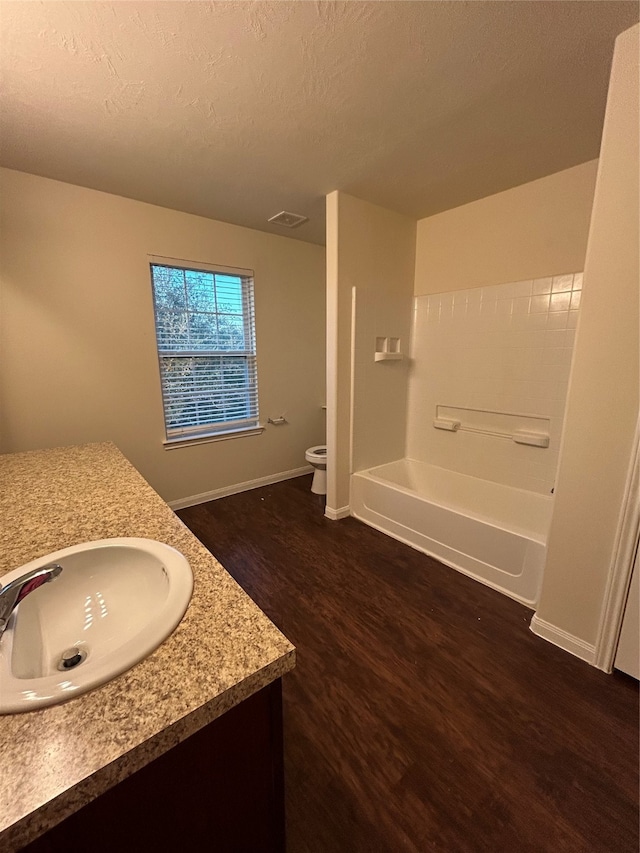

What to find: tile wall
left=406, top=273, right=582, bottom=494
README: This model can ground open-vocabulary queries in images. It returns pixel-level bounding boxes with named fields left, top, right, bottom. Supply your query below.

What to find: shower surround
left=407, top=273, right=582, bottom=495
left=351, top=274, right=581, bottom=605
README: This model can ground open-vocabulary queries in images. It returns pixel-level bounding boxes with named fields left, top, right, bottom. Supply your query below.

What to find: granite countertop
left=0, top=443, right=295, bottom=852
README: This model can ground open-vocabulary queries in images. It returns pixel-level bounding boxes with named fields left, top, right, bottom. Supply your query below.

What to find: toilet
left=305, top=445, right=327, bottom=495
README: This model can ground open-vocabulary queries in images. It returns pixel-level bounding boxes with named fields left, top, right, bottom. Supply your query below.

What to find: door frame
left=594, top=418, right=640, bottom=672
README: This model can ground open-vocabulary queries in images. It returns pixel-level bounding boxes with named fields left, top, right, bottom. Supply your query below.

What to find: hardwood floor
left=178, top=475, right=639, bottom=853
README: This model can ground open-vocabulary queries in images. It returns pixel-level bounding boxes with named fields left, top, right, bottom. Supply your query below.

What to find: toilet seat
left=305, top=445, right=327, bottom=464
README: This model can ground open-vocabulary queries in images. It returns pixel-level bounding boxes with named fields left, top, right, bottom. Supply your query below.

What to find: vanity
left=0, top=443, right=295, bottom=852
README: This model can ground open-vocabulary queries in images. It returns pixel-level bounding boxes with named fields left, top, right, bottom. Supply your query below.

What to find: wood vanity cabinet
left=21, top=680, right=285, bottom=853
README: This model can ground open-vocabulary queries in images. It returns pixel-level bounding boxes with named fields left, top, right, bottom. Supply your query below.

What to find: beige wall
left=535, top=24, right=639, bottom=647
left=0, top=168, right=326, bottom=503
left=346, top=196, right=415, bottom=472
left=414, top=160, right=598, bottom=295
left=325, top=191, right=415, bottom=515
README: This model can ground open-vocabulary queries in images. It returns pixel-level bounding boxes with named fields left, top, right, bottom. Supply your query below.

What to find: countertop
left=0, top=443, right=295, bottom=852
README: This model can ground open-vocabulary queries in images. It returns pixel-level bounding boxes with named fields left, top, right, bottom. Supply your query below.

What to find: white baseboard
left=325, top=505, right=350, bottom=521
left=168, top=465, right=313, bottom=510
left=530, top=614, right=596, bottom=665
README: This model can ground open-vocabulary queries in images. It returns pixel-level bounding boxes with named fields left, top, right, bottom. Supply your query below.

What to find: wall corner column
left=325, top=191, right=352, bottom=518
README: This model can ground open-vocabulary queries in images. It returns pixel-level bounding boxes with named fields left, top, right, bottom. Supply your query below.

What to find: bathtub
left=350, top=459, right=553, bottom=607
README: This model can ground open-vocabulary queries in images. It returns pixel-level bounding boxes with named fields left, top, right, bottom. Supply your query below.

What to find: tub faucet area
left=0, top=563, right=63, bottom=641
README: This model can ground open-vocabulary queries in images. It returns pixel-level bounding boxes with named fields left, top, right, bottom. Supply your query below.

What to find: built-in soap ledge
left=434, top=405, right=550, bottom=447
left=433, top=417, right=460, bottom=431
left=374, top=336, right=403, bottom=362
left=512, top=430, right=549, bottom=447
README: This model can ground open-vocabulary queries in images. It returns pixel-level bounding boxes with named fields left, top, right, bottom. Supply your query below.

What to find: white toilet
left=305, top=445, right=327, bottom=495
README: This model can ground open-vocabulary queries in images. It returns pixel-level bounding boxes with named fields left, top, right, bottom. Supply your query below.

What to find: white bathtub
left=350, top=459, right=553, bottom=607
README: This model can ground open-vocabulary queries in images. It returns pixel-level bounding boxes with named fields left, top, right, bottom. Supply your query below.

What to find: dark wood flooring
left=178, top=475, right=639, bottom=853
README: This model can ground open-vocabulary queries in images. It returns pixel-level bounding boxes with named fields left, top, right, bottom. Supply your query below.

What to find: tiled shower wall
left=406, top=273, right=582, bottom=494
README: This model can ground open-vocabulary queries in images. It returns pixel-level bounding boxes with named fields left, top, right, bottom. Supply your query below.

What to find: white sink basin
left=0, top=538, right=193, bottom=713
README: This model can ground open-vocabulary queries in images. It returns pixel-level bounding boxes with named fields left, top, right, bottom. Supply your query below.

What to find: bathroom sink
left=0, top=538, right=193, bottom=713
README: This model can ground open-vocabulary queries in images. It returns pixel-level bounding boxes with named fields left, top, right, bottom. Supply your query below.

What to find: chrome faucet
left=0, top=563, right=63, bottom=641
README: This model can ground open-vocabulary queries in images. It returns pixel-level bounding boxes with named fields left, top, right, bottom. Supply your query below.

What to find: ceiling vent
left=268, top=211, right=309, bottom=228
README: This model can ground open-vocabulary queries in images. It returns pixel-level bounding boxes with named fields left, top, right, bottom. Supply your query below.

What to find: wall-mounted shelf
left=375, top=336, right=403, bottom=362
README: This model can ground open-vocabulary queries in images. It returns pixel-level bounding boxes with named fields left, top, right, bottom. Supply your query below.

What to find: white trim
left=349, top=285, right=356, bottom=479
left=168, top=466, right=312, bottom=510
left=594, top=418, right=640, bottom=672
left=148, top=254, right=253, bottom=278
left=149, top=259, right=258, bottom=447
left=324, top=505, right=351, bottom=521
left=325, top=191, right=339, bottom=513
left=163, top=425, right=265, bottom=450
left=530, top=614, right=596, bottom=665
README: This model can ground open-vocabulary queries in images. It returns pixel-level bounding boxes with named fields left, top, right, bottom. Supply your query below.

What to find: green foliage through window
left=150, top=262, right=259, bottom=440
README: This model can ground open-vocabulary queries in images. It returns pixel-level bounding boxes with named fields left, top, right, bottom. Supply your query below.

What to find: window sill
left=163, top=424, right=265, bottom=450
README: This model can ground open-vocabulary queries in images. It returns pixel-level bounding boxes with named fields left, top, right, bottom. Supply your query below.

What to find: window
left=149, top=257, right=260, bottom=446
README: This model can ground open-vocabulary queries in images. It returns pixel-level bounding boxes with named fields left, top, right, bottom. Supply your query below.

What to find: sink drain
left=57, top=647, right=87, bottom=671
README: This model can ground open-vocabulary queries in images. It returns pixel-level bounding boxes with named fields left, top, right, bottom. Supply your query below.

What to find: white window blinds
left=149, top=260, right=259, bottom=442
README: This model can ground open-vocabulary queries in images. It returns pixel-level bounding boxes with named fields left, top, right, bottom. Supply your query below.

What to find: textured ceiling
left=1, top=1, right=637, bottom=245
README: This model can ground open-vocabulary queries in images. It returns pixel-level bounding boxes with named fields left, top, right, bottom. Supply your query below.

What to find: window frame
left=148, top=254, right=263, bottom=449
